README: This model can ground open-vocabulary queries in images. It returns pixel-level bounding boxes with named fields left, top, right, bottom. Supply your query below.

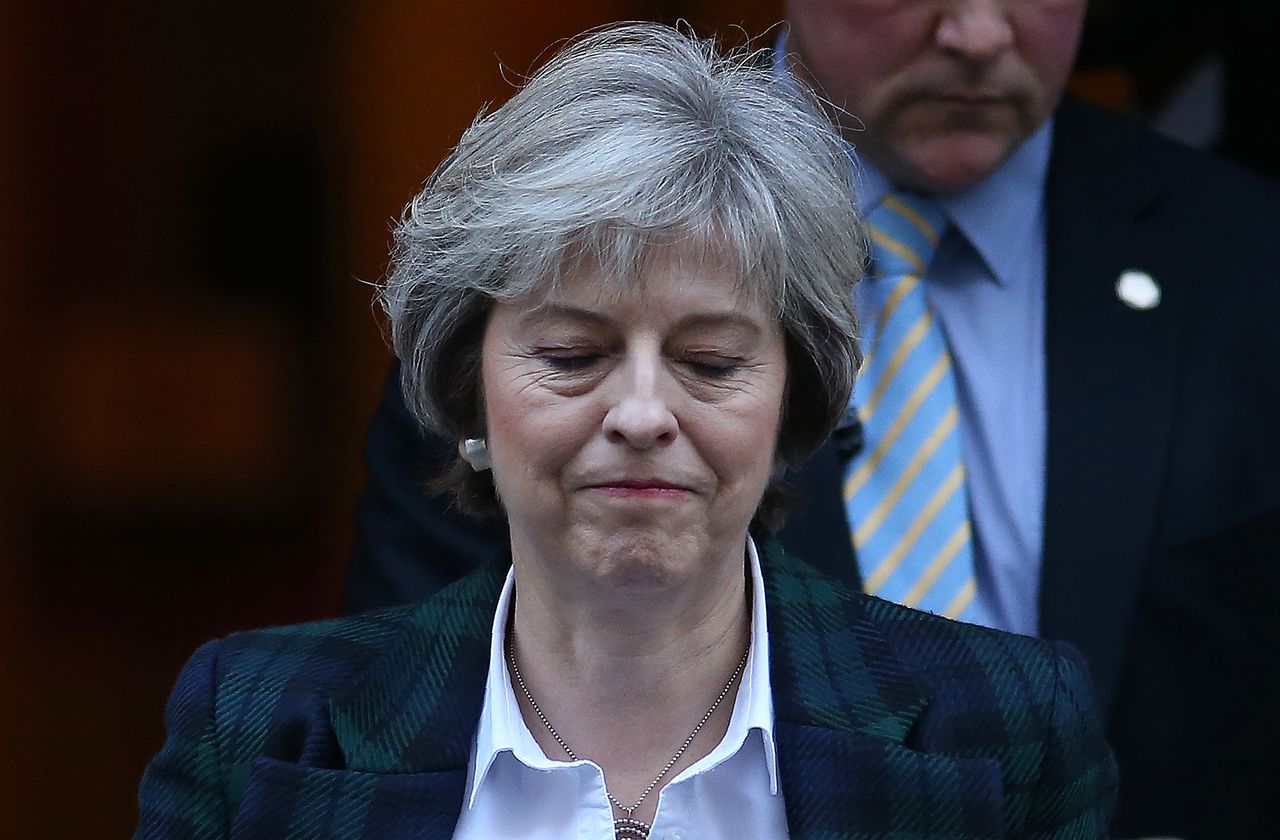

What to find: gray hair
left=379, top=22, right=866, bottom=526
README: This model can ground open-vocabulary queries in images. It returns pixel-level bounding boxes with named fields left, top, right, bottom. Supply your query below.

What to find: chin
left=901, top=139, right=1014, bottom=194
left=580, top=527, right=704, bottom=590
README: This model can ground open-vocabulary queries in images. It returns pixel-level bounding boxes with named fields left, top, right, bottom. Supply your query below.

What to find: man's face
left=786, top=0, right=1087, bottom=194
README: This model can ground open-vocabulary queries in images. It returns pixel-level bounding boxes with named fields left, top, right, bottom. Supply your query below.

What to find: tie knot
left=867, top=193, right=949, bottom=280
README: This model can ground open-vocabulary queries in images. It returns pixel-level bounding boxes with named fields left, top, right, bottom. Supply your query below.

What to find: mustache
left=882, top=75, right=1040, bottom=131
left=894, top=79, right=1034, bottom=105
left=891, top=59, right=1037, bottom=102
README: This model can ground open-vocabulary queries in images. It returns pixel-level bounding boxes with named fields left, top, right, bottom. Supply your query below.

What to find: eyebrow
left=519, top=305, right=765, bottom=338
left=675, top=312, right=765, bottom=339
left=518, top=305, right=611, bottom=329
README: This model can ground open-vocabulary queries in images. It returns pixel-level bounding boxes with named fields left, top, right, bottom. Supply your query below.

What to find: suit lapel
left=1040, top=98, right=1189, bottom=717
left=764, top=540, right=926, bottom=737
left=329, top=558, right=506, bottom=772
left=762, top=543, right=1003, bottom=838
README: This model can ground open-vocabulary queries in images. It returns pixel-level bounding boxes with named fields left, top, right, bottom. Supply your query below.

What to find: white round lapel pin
left=1116, top=270, right=1161, bottom=310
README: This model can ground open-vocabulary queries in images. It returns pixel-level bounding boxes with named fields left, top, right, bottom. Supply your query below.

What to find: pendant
left=613, top=816, right=650, bottom=839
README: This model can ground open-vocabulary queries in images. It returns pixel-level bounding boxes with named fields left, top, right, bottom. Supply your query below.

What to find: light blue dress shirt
left=776, top=32, right=1049, bottom=636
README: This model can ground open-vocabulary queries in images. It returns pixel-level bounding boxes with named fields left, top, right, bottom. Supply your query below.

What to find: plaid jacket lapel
left=329, top=558, right=507, bottom=773
left=763, top=539, right=929, bottom=738
left=762, top=541, right=1004, bottom=839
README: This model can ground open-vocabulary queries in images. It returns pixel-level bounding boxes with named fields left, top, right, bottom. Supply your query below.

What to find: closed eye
left=684, top=357, right=742, bottom=378
left=541, top=353, right=603, bottom=372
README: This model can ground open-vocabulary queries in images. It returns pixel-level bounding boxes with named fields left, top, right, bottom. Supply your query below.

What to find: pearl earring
left=462, top=438, right=491, bottom=472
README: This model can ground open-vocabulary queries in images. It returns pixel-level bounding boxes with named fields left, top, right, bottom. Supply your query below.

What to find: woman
left=135, top=23, right=1116, bottom=840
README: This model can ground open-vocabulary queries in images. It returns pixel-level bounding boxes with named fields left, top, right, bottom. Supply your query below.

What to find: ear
left=460, top=437, right=492, bottom=472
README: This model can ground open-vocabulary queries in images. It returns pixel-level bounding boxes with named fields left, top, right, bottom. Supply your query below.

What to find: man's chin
left=884, top=134, right=1017, bottom=195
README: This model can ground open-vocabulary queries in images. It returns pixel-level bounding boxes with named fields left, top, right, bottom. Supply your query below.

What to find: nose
left=935, top=0, right=1015, bottom=63
left=601, top=350, right=679, bottom=450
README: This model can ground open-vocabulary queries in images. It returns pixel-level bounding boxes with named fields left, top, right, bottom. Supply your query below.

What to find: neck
left=506, top=544, right=752, bottom=818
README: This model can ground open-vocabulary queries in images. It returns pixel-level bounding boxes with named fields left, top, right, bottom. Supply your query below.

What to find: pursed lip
left=926, top=91, right=1011, bottom=107
left=931, top=92, right=1001, bottom=102
left=582, top=477, right=696, bottom=497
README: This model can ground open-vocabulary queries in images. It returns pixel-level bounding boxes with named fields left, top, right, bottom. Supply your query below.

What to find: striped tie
left=844, top=193, right=991, bottom=626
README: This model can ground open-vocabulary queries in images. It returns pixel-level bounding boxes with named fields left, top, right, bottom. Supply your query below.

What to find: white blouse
left=452, top=537, right=790, bottom=840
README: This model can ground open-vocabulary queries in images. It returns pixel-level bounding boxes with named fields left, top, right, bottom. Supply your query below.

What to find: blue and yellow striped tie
left=845, top=193, right=990, bottom=626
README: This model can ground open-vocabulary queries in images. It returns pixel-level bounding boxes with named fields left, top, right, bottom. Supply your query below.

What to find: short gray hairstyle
left=380, top=22, right=865, bottom=527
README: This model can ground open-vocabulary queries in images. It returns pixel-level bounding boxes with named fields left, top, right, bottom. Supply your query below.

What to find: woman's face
left=480, top=249, right=788, bottom=595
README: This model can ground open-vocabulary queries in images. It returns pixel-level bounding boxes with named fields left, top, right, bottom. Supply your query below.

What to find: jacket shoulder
left=859, top=596, right=1118, bottom=834
left=215, top=606, right=418, bottom=710
left=764, top=538, right=1069, bottom=696
left=1054, top=96, right=1280, bottom=231
left=859, top=594, right=1069, bottom=685
left=135, top=607, right=420, bottom=839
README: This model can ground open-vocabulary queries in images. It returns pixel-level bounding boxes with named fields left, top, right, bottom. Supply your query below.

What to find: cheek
left=706, top=381, right=787, bottom=490
left=485, top=412, right=589, bottom=528
left=478, top=355, right=573, bottom=499
left=485, top=390, right=582, bottom=484
left=807, top=11, right=937, bottom=114
left=1017, top=5, right=1086, bottom=92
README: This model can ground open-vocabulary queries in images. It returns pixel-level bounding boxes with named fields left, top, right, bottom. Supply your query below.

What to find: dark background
left=1, top=2, right=1274, bottom=836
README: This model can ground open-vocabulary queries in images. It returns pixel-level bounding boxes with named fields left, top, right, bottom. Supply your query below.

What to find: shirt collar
left=773, top=26, right=1052, bottom=289
left=466, top=536, right=780, bottom=807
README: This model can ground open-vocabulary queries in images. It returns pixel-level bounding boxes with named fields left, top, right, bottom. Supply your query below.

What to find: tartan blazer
left=135, top=543, right=1117, bottom=839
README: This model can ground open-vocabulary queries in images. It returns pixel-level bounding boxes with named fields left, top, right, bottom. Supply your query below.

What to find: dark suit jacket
left=343, top=97, right=1280, bottom=838
left=136, top=543, right=1116, bottom=839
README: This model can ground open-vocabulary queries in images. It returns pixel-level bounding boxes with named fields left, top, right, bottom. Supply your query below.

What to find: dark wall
left=0, top=3, right=652, bottom=836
